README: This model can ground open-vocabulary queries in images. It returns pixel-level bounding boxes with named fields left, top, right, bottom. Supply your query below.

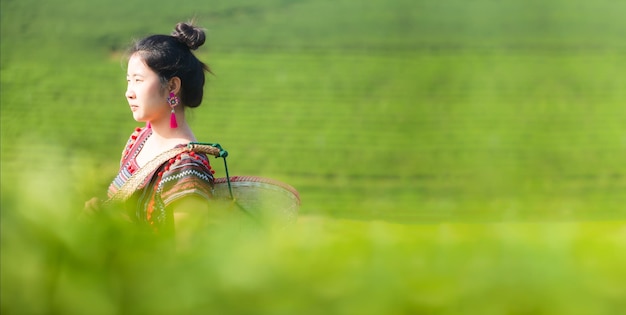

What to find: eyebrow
left=126, top=73, right=145, bottom=78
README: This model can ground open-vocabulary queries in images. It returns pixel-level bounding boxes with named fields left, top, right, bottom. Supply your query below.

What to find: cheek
left=144, top=86, right=166, bottom=103
left=153, top=86, right=167, bottom=100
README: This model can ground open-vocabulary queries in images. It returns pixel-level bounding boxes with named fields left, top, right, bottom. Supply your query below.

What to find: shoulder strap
left=107, top=146, right=188, bottom=203
left=106, top=143, right=227, bottom=204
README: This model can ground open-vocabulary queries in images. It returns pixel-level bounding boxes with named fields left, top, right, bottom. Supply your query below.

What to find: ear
left=168, top=77, right=182, bottom=95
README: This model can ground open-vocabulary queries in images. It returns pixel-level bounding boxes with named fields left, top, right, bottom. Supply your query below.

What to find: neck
left=146, top=110, right=196, bottom=145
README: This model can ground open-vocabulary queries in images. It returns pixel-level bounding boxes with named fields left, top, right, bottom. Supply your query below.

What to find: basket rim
left=213, top=175, right=301, bottom=204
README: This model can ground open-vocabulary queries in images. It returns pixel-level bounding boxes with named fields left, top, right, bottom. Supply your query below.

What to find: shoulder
left=157, top=150, right=215, bottom=205
left=164, top=151, right=214, bottom=179
left=158, top=151, right=215, bottom=191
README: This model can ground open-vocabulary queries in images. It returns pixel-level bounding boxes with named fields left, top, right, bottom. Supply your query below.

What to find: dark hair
left=129, top=22, right=210, bottom=108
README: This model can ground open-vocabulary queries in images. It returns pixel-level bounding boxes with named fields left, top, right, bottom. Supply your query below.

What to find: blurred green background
left=2, top=0, right=626, bottom=314
left=2, top=0, right=626, bottom=221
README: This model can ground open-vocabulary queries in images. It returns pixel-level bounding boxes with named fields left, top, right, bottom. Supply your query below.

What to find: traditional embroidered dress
left=108, top=127, right=215, bottom=228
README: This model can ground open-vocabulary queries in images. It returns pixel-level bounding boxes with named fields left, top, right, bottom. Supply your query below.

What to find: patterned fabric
left=108, top=127, right=215, bottom=227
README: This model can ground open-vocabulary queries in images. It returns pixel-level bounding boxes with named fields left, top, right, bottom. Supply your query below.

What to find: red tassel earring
left=167, top=92, right=179, bottom=129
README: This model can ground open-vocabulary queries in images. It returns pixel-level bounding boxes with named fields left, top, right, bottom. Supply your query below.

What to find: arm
left=157, top=151, right=223, bottom=248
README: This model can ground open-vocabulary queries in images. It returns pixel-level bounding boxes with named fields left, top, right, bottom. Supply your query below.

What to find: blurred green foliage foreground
left=2, top=160, right=625, bottom=314
left=2, top=0, right=626, bottom=313
left=2, top=187, right=626, bottom=314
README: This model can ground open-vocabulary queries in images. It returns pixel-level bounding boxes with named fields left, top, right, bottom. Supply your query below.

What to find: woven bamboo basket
left=212, top=176, right=301, bottom=226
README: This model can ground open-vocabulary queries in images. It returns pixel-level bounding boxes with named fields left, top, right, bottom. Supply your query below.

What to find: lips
left=130, top=105, right=138, bottom=111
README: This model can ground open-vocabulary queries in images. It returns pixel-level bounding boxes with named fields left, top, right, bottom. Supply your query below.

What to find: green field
left=2, top=0, right=626, bottom=313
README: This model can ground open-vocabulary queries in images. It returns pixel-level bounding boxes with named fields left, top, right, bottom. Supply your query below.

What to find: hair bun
left=171, top=22, right=206, bottom=50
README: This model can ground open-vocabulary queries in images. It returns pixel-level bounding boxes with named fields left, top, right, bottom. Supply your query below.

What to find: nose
left=125, top=88, right=135, bottom=100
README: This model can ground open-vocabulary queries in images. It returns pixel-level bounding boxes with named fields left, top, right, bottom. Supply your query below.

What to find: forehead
left=127, top=53, right=155, bottom=76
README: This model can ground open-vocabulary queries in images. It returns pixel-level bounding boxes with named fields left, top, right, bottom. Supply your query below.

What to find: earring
left=167, top=92, right=179, bottom=128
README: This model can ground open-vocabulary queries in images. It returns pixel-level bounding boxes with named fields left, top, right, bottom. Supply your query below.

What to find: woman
left=91, top=22, right=228, bottom=244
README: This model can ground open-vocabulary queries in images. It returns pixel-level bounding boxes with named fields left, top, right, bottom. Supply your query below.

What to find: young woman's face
left=125, top=54, right=169, bottom=123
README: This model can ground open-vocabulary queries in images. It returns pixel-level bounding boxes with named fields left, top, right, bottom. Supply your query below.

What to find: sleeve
left=156, top=152, right=215, bottom=207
